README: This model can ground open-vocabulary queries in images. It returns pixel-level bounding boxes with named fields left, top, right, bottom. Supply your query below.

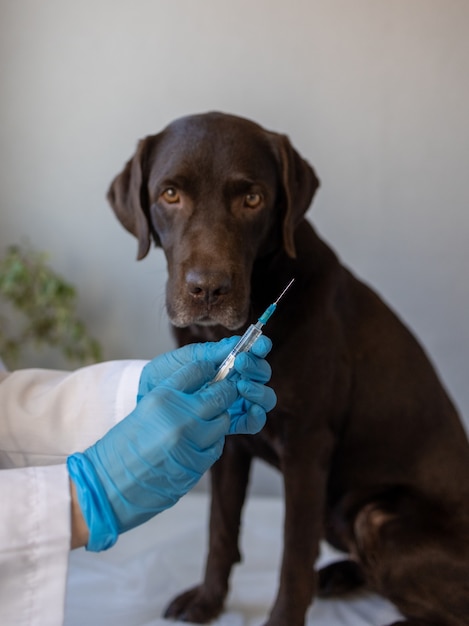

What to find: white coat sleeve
left=0, top=360, right=147, bottom=468
left=0, top=360, right=146, bottom=626
left=0, top=464, right=70, bottom=626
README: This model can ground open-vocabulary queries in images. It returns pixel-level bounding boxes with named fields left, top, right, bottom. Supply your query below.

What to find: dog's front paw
left=163, top=585, right=225, bottom=623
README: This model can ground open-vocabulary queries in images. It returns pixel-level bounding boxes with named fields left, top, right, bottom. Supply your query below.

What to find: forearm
left=70, top=478, right=90, bottom=549
left=0, top=360, right=146, bottom=469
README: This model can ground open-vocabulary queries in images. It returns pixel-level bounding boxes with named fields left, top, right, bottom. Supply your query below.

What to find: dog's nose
left=186, top=270, right=231, bottom=305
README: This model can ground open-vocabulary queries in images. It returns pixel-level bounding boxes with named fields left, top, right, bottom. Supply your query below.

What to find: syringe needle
left=274, top=278, right=295, bottom=305
left=211, top=278, right=295, bottom=383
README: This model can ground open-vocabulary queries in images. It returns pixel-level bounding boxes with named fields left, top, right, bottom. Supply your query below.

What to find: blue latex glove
left=138, top=335, right=276, bottom=435
left=67, top=338, right=276, bottom=552
left=228, top=349, right=276, bottom=434
left=138, top=336, right=272, bottom=393
left=68, top=363, right=237, bottom=551
left=137, top=337, right=242, bottom=398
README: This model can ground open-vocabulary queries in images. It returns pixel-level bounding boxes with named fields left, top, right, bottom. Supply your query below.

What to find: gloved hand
left=138, top=335, right=272, bottom=392
left=67, top=337, right=276, bottom=552
left=138, top=335, right=276, bottom=435
left=137, top=337, right=241, bottom=398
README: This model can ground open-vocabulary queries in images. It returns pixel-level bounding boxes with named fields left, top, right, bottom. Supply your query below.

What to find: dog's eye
left=161, top=188, right=181, bottom=204
left=244, top=193, right=262, bottom=209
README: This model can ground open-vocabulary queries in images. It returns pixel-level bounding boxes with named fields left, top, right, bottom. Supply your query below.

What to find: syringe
left=211, top=278, right=295, bottom=383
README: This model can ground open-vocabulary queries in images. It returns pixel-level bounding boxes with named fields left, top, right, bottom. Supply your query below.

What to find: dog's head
left=108, top=112, right=319, bottom=330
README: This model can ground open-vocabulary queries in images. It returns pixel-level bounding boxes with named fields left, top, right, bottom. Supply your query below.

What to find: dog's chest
left=234, top=413, right=285, bottom=471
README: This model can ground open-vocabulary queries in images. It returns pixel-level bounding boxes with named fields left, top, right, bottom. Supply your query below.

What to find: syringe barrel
left=231, top=322, right=263, bottom=353
left=211, top=323, right=263, bottom=382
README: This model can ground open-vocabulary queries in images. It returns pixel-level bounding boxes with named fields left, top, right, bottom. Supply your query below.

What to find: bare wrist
left=69, top=478, right=89, bottom=549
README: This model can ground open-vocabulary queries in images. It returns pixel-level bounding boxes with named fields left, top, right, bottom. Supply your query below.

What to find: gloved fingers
left=178, top=335, right=270, bottom=365
left=236, top=378, right=277, bottom=412
left=138, top=348, right=189, bottom=391
left=249, top=335, right=273, bottom=359
left=187, top=336, right=240, bottom=363
left=180, top=411, right=231, bottom=450
left=233, top=351, right=272, bottom=384
left=228, top=403, right=267, bottom=435
left=158, top=362, right=239, bottom=420
left=156, top=336, right=239, bottom=371
left=205, top=436, right=226, bottom=464
left=195, top=379, right=239, bottom=420
left=198, top=436, right=226, bottom=467
left=138, top=337, right=240, bottom=398
left=159, top=361, right=218, bottom=393
left=138, top=358, right=167, bottom=398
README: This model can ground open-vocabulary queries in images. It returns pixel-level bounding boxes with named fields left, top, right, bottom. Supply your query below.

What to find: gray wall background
left=1, top=0, right=468, bottom=493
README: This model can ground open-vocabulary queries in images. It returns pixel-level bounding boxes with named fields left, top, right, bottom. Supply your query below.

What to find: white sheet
left=64, top=493, right=402, bottom=625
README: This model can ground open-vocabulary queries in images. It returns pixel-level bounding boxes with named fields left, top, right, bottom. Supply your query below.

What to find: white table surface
left=64, top=492, right=402, bottom=626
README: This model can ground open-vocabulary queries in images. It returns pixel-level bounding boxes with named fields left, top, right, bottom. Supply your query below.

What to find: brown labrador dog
left=108, top=112, right=469, bottom=626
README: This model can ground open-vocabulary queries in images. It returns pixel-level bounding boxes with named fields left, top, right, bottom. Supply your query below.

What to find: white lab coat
left=0, top=359, right=146, bottom=626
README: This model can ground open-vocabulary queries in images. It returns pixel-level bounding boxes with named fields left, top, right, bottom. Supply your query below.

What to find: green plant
left=0, top=245, right=102, bottom=368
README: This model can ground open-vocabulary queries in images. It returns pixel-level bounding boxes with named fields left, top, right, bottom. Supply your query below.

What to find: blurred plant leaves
left=0, top=245, right=102, bottom=368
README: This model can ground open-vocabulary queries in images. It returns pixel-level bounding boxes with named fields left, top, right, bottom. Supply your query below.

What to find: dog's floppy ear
left=272, top=134, right=320, bottom=258
left=107, top=136, right=158, bottom=260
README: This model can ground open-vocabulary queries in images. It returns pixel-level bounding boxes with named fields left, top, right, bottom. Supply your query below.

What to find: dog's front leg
left=164, top=437, right=252, bottom=623
left=265, top=430, right=334, bottom=626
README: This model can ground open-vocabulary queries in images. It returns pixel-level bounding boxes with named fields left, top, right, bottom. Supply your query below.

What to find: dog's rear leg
left=354, top=500, right=469, bottom=626
left=163, top=438, right=252, bottom=623
left=317, top=559, right=366, bottom=597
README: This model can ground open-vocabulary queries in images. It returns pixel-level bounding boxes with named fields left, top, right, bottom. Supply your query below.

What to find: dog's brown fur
left=108, top=112, right=469, bottom=626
